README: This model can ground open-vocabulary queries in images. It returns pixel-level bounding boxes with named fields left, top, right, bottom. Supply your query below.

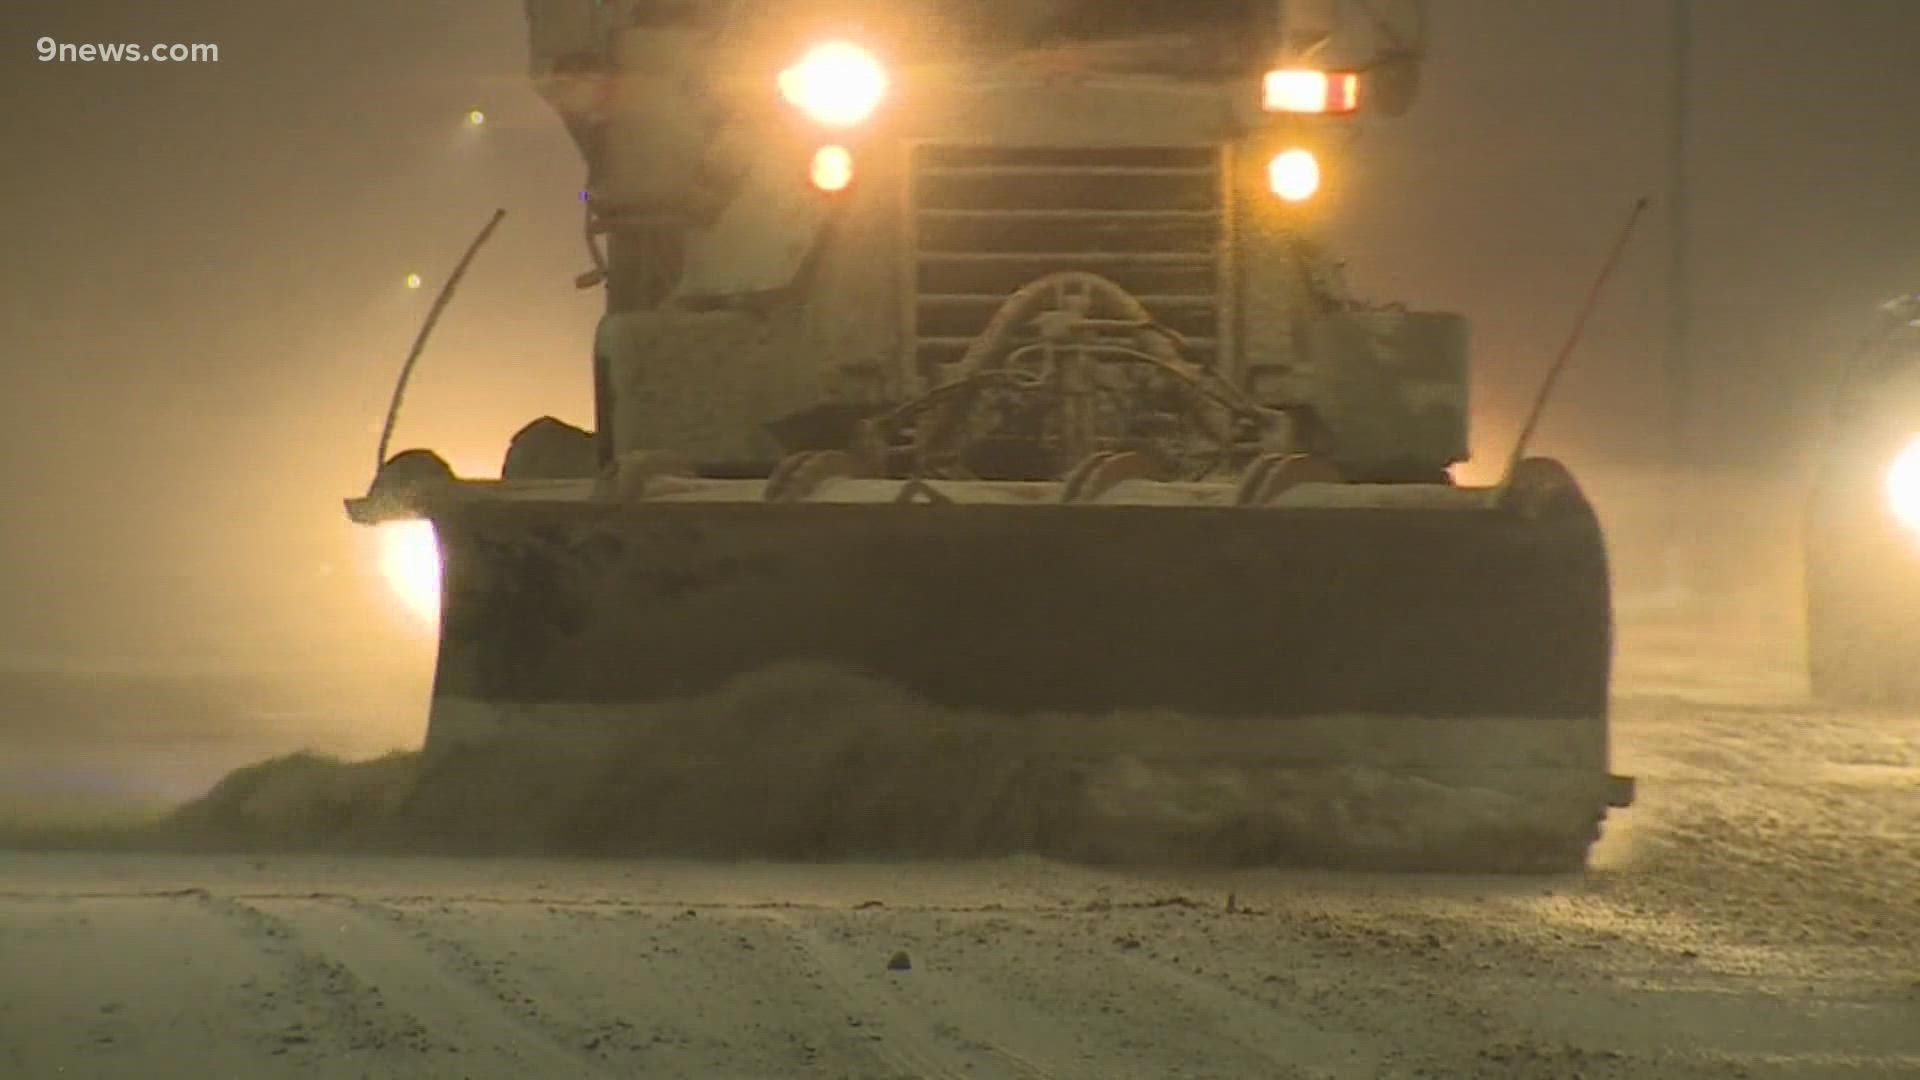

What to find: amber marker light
left=811, top=145, right=855, bottom=192
left=1263, top=69, right=1360, bottom=114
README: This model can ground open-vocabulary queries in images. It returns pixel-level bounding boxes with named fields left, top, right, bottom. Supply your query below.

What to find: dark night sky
left=2, top=1, right=1919, bottom=668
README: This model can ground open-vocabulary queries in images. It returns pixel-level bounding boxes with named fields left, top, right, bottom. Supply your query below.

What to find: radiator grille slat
left=908, top=145, right=1226, bottom=378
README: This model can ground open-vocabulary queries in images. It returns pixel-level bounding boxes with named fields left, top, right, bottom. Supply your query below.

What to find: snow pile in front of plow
left=165, top=663, right=1582, bottom=871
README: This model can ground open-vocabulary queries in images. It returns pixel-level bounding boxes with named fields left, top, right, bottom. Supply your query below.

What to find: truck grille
left=907, top=145, right=1227, bottom=380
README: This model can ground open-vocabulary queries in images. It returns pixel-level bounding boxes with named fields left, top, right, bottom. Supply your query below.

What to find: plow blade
left=361, top=458, right=1624, bottom=870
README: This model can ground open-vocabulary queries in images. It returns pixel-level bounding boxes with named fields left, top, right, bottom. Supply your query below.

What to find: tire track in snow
left=347, top=896, right=900, bottom=1077
left=764, top=909, right=1077, bottom=1080
left=892, top=907, right=1383, bottom=1080
left=1112, top=941, right=1382, bottom=1078
left=236, top=894, right=607, bottom=1076
left=191, top=890, right=439, bottom=1065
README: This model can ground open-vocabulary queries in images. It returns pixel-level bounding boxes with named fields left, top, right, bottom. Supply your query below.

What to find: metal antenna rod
left=1502, top=197, right=1652, bottom=485
left=375, top=208, right=509, bottom=473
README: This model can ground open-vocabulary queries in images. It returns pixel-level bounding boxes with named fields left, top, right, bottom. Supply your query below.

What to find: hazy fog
left=1, top=0, right=1917, bottom=669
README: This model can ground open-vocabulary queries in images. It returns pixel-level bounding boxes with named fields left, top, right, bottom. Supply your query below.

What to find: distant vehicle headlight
left=779, top=42, right=888, bottom=129
left=1886, top=434, right=1920, bottom=532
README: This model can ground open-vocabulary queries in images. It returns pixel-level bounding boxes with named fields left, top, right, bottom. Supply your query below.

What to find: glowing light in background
left=405, top=273, right=423, bottom=290
left=466, top=109, right=486, bottom=127
left=376, top=521, right=442, bottom=626
left=1887, top=434, right=1920, bottom=532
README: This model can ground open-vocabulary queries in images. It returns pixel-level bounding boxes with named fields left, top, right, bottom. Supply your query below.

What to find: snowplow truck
left=1806, top=292, right=1920, bottom=705
left=349, top=0, right=1632, bottom=870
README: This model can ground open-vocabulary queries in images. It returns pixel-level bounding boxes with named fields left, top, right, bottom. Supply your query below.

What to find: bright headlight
left=375, top=520, right=441, bottom=627
left=1886, top=434, right=1920, bottom=532
left=1268, top=149, right=1321, bottom=202
left=779, top=42, right=888, bottom=128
